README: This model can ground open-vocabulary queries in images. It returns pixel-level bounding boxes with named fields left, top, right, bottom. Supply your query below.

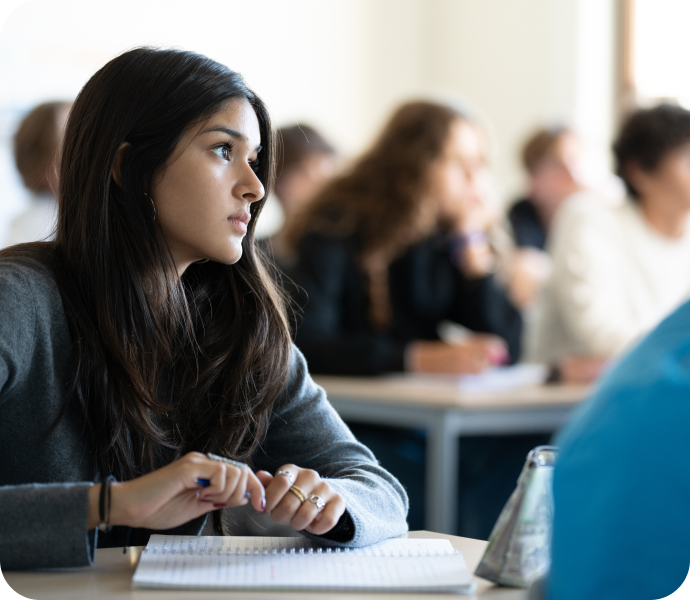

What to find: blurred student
left=264, top=124, right=337, bottom=268
left=4, top=101, right=71, bottom=247
left=286, top=101, right=521, bottom=376
left=543, top=297, right=690, bottom=600
left=286, top=101, right=542, bottom=539
left=509, top=126, right=584, bottom=251
left=526, top=104, right=690, bottom=383
left=504, top=126, right=584, bottom=311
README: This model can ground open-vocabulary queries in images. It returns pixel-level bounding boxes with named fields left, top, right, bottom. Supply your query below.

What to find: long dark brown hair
left=16, top=49, right=291, bottom=488
left=287, top=100, right=470, bottom=329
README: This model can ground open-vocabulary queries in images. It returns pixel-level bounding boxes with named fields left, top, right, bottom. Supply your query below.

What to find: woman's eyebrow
left=200, top=126, right=261, bottom=151
left=202, top=125, right=246, bottom=140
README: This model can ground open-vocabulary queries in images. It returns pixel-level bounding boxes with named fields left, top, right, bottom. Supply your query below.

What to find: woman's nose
left=239, top=166, right=265, bottom=203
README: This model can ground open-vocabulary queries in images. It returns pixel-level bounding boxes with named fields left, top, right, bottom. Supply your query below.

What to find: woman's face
left=151, top=97, right=264, bottom=274
left=529, top=133, right=585, bottom=208
left=426, top=119, right=494, bottom=232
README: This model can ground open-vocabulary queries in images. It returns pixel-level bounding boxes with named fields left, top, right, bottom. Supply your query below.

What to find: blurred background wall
left=0, top=0, right=620, bottom=241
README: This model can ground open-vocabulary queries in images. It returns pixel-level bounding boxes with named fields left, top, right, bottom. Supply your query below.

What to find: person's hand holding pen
left=406, top=320, right=509, bottom=375
left=86, top=452, right=266, bottom=531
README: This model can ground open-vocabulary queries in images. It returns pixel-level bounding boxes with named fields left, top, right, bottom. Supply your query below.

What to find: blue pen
left=195, top=478, right=251, bottom=498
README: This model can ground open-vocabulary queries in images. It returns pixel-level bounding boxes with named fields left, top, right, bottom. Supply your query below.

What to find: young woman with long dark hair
left=0, top=47, right=407, bottom=570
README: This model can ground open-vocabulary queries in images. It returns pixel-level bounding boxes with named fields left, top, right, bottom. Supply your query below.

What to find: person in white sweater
left=527, top=104, right=690, bottom=381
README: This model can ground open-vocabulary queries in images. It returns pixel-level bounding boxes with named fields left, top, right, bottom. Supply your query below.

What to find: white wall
left=0, top=0, right=618, bottom=241
left=423, top=0, right=581, bottom=193
left=0, top=0, right=371, bottom=240
left=364, top=0, right=617, bottom=198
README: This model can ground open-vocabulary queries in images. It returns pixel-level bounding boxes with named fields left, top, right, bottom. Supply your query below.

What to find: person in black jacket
left=283, top=101, right=544, bottom=539
left=286, top=101, right=521, bottom=376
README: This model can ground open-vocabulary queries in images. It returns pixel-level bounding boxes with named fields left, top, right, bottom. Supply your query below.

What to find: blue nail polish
left=194, top=478, right=211, bottom=488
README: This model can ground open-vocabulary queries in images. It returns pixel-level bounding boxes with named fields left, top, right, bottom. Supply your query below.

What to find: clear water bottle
left=475, top=445, right=558, bottom=587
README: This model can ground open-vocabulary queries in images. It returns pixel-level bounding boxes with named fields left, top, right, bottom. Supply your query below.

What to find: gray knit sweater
left=0, top=252, right=408, bottom=570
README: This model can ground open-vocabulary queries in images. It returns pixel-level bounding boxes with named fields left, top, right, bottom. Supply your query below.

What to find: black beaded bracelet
left=98, top=475, right=117, bottom=532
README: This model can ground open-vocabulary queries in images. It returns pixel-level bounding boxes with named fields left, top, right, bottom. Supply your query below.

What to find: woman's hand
left=558, top=355, right=608, bottom=385
left=408, top=337, right=507, bottom=374
left=256, top=466, right=345, bottom=536
left=457, top=233, right=496, bottom=278
left=87, top=451, right=266, bottom=531
left=506, top=247, right=551, bottom=310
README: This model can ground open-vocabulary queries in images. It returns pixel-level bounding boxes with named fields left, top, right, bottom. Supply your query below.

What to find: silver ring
left=207, top=452, right=247, bottom=470
left=308, top=494, right=326, bottom=511
left=276, top=469, right=294, bottom=484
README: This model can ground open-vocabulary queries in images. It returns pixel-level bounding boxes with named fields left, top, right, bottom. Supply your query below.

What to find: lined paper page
left=132, top=535, right=475, bottom=593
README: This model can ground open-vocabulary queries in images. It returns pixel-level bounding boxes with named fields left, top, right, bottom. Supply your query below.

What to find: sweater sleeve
left=289, top=234, right=407, bottom=375
left=254, top=346, right=409, bottom=547
left=545, top=196, right=643, bottom=357
left=0, top=483, right=96, bottom=570
left=0, top=263, right=96, bottom=570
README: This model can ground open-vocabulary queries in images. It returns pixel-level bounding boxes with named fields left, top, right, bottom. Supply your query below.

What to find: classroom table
left=3, top=531, right=528, bottom=599
left=314, top=375, right=589, bottom=535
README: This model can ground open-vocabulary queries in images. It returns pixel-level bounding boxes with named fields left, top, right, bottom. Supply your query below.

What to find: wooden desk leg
left=425, top=412, right=461, bottom=535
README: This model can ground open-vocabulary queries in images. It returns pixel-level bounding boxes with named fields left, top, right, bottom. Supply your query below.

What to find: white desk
left=315, top=375, right=589, bottom=534
left=3, top=531, right=528, bottom=599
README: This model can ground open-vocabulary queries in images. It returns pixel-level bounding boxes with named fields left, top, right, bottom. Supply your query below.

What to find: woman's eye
left=249, top=158, right=260, bottom=173
left=212, top=144, right=232, bottom=161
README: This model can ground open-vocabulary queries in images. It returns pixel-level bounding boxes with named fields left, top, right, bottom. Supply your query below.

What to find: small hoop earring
left=144, top=192, right=156, bottom=220
left=195, top=259, right=209, bottom=264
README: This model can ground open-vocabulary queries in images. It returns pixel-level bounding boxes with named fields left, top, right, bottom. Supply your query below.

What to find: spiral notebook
left=132, top=534, right=476, bottom=593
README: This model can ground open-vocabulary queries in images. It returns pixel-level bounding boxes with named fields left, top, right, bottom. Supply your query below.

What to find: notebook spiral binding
left=143, top=538, right=459, bottom=558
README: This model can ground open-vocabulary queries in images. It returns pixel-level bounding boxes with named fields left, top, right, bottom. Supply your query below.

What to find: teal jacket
left=549, top=299, right=690, bottom=599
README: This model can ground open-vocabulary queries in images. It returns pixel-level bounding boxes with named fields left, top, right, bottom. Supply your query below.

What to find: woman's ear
left=112, top=142, right=131, bottom=187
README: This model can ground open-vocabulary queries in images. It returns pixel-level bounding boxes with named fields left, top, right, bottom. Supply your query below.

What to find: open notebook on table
left=132, top=534, right=476, bottom=593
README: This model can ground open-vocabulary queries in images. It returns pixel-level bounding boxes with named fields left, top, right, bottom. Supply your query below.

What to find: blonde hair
left=14, top=101, right=70, bottom=192
left=521, top=125, right=572, bottom=174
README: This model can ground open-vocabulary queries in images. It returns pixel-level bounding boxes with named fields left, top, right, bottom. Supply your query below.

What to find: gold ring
left=288, top=485, right=307, bottom=503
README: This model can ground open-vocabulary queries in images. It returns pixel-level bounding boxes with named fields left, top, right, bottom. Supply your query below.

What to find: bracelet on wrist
left=98, top=475, right=117, bottom=532
left=459, top=231, right=489, bottom=246
left=449, top=231, right=489, bottom=268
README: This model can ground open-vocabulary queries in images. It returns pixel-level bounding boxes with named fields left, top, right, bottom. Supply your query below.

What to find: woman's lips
left=228, top=211, right=250, bottom=233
